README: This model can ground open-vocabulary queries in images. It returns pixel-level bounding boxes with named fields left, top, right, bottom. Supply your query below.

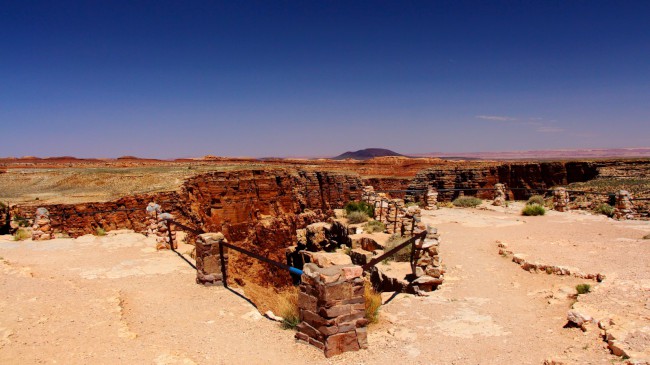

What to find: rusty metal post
left=166, top=220, right=175, bottom=251
left=219, top=240, right=228, bottom=288
left=393, top=203, right=398, bottom=235
left=379, top=199, right=383, bottom=222
left=409, top=240, right=417, bottom=276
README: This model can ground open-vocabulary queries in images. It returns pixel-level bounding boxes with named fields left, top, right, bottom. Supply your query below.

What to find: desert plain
left=1, top=156, right=649, bottom=365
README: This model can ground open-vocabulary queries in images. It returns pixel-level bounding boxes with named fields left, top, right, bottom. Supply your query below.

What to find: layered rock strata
left=409, top=161, right=599, bottom=201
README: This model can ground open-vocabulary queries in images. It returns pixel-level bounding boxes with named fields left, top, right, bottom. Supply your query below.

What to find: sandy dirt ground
left=1, top=205, right=649, bottom=364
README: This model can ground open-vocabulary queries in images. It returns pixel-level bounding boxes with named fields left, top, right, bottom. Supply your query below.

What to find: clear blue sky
left=1, top=1, right=649, bottom=158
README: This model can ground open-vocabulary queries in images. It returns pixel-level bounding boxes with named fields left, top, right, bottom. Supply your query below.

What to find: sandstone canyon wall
left=12, top=169, right=365, bottom=287
left=409, top=161, right=599, bottom=200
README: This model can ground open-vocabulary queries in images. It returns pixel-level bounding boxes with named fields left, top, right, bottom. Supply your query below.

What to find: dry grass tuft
left=365, top=220, right=385, bottom=233
left=13, top=228, right=30, bottom=241
left=242, top=282, right=300, bottom=329
left=347, top=211, right=369, bottom=224
left=364, top=281, right=382, bottom=324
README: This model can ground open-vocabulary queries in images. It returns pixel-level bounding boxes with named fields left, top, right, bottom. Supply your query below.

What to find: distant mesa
left=332, top=148, right=406, bottom=160
left=45, top=156, right=78, bottom=160
left=117, top=155, right=141, bottom=160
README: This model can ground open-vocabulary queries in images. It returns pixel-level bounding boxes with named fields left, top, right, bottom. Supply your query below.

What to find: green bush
left=576, top=283, right=591, bottom=295
left=594, top=203, right=615, bottom=218
left=95, top=227, right=107, bottom=236
left=365, top=220, right=385, bottom=233
left=345, top=201, right=375, bottom=217
left=522, top=204, right=546, bottom=216
left=347, top=211, right=369, bottom=224
left=452, top=196, right=482, bottom=208
left=527, top=195, right=546, bottom=206
left=13, top=228, right=30, bottom=241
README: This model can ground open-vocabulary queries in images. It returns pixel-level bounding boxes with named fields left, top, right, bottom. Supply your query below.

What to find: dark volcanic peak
left=332, top=148, right=405, bottom=160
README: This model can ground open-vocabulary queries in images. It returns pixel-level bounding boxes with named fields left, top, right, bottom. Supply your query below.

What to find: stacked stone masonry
left=195, top=232, right=228, bottom=286
left=553, top=187, right=570, bottom=212
left=425, top=187, right=438, bottom=210
left=31, top=208, right=52, bottom=240
left=362, top=186, right=421, bottom=236
left=615, top=190, right=637, bottom=220
left=296, top=263, right=368, bottom=357
left=492, top=183, right=506, bottom=206
left=412, top=225, right=444, bottom=292
left=146, top=202, right=177, bottom=250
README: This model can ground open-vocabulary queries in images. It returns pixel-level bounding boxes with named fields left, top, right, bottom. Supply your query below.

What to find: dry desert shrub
left=347, top=211, right=369, bottom=224
left=365, top=220, right=385, bottom=233
left=364, top=280, right=382, bottom=324
left=452, top=196, right=482, bottom=208
left=576, top=283, right=591, bottom=295
left=437, top=201, right=454, bottom=208
left=13, top=228, right=30, bottom=241
left=594, top=203, right=615, bottom=217
left=644, top=234, right=650, bottom=240
left=522, top=204, right=546, bottom=216
left=344, top=201, right=375, bottom=217
left=526, top=195, right=546, bottom=206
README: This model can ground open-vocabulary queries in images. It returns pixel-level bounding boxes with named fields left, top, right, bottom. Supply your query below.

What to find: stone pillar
left=553, top=187, right=570, bottom=212
left=146, top=202, right=177, bottom=249
left=402, top=205, right=421, bottom=235
left=614, top=190, right=636, bottom=220
left=31, top=207, right=52, bottom=240
left=296, top=263, right=368, bottom=357
left=493, top=183, right=506, bottom=206
left=146, top=202, right=161, bottom=234
left=412, top=225, right=444, bottom=292
left=384, top=199, right=405, bottom=235
left=361, top=186, right=375, bottom=204
left=425, top=187, right=438, bottom=210
left=195, top=233, right=228, bottom=286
